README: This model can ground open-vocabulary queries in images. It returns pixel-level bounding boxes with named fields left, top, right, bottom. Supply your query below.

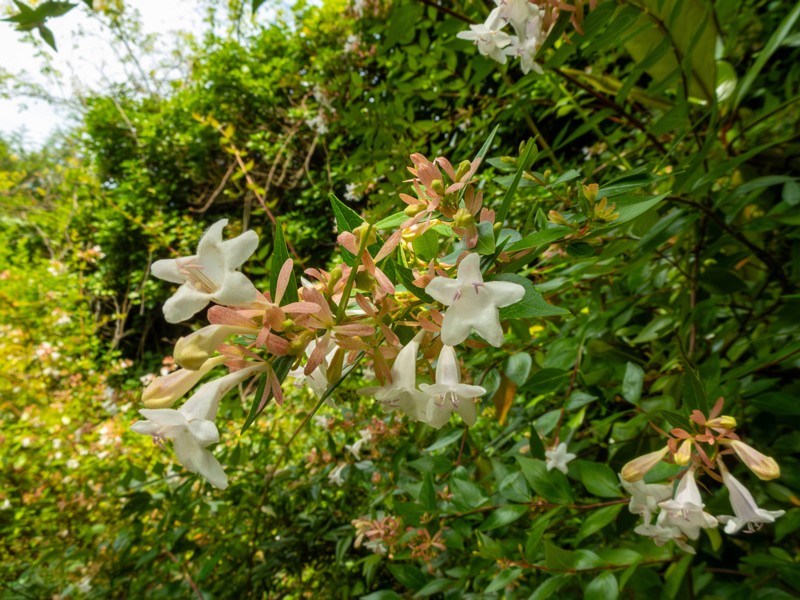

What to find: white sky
left=0, top=0, right=209, bottom=148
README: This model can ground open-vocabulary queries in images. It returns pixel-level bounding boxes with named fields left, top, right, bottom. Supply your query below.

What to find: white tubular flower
left=328, top=463, right=347, bottom=486
left=131, top=364, right=262, bottom=489
left=619, top=475, right=674, bottom=522
left=152, top=219, right=260, bottom=323
left=142, top=355, right=227, bottom=408
left=634, top=521, right=696, bottom=554
left=456, top=7, right=513, bottom=64
left=545, top=442, right=576, bottom=475
left=419, top=345, right=486, bottom=429
left=718, top=466, right=785, bottom=534
left=359, top=337, right=428, bottom=422
left=658, top=468, right=718, bottom=540
left=426, top=253, right=525, bottom=347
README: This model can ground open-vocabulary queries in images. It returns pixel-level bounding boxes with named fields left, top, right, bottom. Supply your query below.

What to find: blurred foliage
left=2, top=0, right=800, bottom=598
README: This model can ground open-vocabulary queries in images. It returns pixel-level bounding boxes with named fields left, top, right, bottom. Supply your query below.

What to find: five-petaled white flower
left=634, top=521, right=695, bottom=554
left=657, top=468, right=718, bottom=540
left=359, top=336, right=428, bottom=422
left=151, top=219, right=260, bottom=323
left=131, top=364, right=262, bottom=489
left=419, top=345, right=486, bottom=429
left=456, top=7, right=513, bottom=64
left=718, top=466, right=785, bottom=534
left=619, top=475, right=673, bottom=522
left=545, top=442, right=576, bottom=475
left=426, top=253, right=525, bottom=347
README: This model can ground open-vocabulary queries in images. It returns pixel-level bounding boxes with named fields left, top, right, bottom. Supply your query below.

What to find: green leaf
left=420, top=472, right=436, bottom=511
left=479, top=504, right=528, bottom=531
left=414, top=578, right=453, bottom=597
left=622, top=362, right=645, bottom=403
left=388, top=564, right=426, bottom=590
left=476, top=220, right=496, bottom=255
left=575, top=504, right=623, bottom=542
left=38, top=25, right=57, bottom=51
left=425, top=429, right=463, bottom=452
left=270, top=219, right=298, bottom=304
left=495, top=274, right=568, bottom=319
left=572, top=461, right=622, bottom=498
left=733, top=1, right=800, bottom=111
left=681, top=362, right=708, bottom=414
left=498, top=472, right=532, bottom=503
left=505, top=353, right=532, bottom=387
left=585, top=572, right=619, bottom=600
left=664, top=554, right=693, bottom=599
left=450, top=478, right=489, bottom=512
left=505, top=226, right=572, bottom=253
left=412, top=228, right=439, bottom=262
left=485, top=568, right=522, bottom=593
left=523, top=369, right=570, bottom=394
left=361, top=591, right=403, bottom=600
left=543, top=541, right=575, bottom=570
left=496, top=139, right=538, bottom=225
left=330, top=193, right=365, bottom=232
left=524, top=515, right=551, bottom=559
left=594, top=193, right=668, bottom=231
left=528, top=575, right=570, bottom=600
left=517, top=457, right=573, bottom=504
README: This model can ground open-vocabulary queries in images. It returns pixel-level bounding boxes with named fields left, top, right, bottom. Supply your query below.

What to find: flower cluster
left=131, top=152, right=529, bottom=489
left=457, top=0, right=546, bottom=75
left=619, top=399, right=784, bottom=554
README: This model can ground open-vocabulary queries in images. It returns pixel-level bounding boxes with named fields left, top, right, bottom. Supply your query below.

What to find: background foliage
left=1, top=0, right=799, bottom=598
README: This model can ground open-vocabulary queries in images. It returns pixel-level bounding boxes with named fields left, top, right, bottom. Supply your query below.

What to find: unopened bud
left=729, top=440, right=780, bottom=481
left=455, top=159, right=472, bottom=181
left=404, top=203, right=426, bottom=217
left=705, top=415, right=737, bottom=430
left=329, top=266, right=344, bottom=290
left=548, top=210, right=569, bottom=226
left=352, top=223, right=377, bottom=248
left=453, top=207, right=474, bottom=228
left=621, top=446, right=669, bottom=482
left=430, top=179, right=445, bottom=195
left=142, top=355, right=226, bottom=408
left=582, top=183, right=599, bottom=203
left=674, top=439, right=693, bottom=466
left=174, top=324, right=254, bottom=370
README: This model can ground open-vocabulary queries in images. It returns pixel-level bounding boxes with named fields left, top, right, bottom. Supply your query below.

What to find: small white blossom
left=419, top=345, right=486, bottom=429
left=619, top=475, right=673, bottom=522
left=360, top=337, right=428, bottom=421
left=456, top=7, right=513, bottom=64
left=545, top=442, right=576, bottom=475
left=328, top=463, right=347, bottom=486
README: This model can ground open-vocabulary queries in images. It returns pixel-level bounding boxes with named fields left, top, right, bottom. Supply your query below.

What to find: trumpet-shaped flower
left=718, top=467, right=785, bottom=534
left=545, top=442, right=576, bottom=474
left=151, top=219, right=260, bottom=323
left=426, top=253, right=525, bottom=347
left=359, top=337, right=428, bottom=421
left=619, top=475, right=674, bottom=522
left=131, top=364, right=262, bottom=488
left=419, top=345, right=486, bottom=428
left=658, top=469, right=718, bottom=540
